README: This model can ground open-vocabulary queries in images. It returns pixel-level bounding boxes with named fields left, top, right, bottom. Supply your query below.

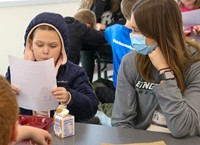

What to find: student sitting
left=65, top=9, right=106, bottom=67
left=112, top=0, right=200, bottom=137
left=5, top=12, right=99, bottom=122
left=0, top=75, right=52, bottom=145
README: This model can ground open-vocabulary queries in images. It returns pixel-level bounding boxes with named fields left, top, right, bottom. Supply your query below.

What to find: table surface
left=16, top=123, right=200, bottom=145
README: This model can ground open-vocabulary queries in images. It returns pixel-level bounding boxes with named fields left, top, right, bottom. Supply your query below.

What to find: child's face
left=30, top=28, right=62, bottom=65
left=181, top=0, right=196, bottom=7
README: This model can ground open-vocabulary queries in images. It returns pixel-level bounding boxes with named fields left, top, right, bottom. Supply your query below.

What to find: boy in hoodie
left=0, top=75, right=52, bottom=145
left=5, top=12, right=99, bottom=122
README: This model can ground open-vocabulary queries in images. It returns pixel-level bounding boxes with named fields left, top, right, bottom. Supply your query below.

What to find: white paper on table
left=182, top=9, right=200, bottom=26
left=9, top=55, right=59, bottom=111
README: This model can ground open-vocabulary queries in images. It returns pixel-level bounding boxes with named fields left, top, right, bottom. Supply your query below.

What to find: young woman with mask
left=111, top=0, right=200, bottom=138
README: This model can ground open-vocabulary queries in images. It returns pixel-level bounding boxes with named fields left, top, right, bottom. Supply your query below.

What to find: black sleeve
left=81, top=28, right=106, bottom=46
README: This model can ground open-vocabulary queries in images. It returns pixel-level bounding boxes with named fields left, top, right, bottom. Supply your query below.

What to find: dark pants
left=81, top=51, right=96, bottom=82
left=81, top=43, right=112, bottom=82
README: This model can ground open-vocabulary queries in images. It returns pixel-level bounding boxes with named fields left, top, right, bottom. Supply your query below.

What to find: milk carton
left=54, top=105, right=75, bottom=138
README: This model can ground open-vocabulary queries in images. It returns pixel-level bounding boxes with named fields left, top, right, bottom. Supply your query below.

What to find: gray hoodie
left=111, top=51, right=200, bottom=138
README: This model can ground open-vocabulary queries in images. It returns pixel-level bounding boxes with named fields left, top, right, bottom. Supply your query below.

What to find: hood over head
left=24, top=12, right=69, bottom=72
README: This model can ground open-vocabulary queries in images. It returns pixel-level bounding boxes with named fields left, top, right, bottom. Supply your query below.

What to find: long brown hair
left=132, top=0, right=200, bottom=93
left=79, top=0, right=120, bottom=13
left=111, top=0, right=121, bottom=13
left=79, top=0, right=96, bottom=9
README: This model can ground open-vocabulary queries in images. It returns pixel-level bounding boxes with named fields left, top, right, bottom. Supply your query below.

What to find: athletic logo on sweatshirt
left=135, top=80, right=156, bottom=90
left=135, top=80, right=157, bottom=96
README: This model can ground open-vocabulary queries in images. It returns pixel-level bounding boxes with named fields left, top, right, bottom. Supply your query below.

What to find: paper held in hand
left=9, top=55, right=58, bottom=111
left=182, top=9, right=200, bottom=26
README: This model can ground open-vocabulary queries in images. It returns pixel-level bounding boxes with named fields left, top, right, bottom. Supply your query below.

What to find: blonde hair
left=177, top=0, right=200, bottom=8
left=0, top=75, right=18, bottom=145
left=79, top=0, right=96, bottom=9
left=74, top=9, right=97, bottom=29
left=132, top=0, right=200, bottom=93
left=79, top=0, right=120, bottom=14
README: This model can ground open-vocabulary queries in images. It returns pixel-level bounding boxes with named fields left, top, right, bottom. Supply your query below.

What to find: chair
left=95, top=43, right=113, bottom=80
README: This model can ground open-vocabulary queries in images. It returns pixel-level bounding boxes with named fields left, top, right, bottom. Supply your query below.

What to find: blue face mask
left=129, top=33, right=158, bottom=55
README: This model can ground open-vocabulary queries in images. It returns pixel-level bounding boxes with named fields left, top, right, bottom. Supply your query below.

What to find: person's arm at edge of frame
left=82, top=25, right=107, bottom=46
left=16, top=125, right=52, bottom=145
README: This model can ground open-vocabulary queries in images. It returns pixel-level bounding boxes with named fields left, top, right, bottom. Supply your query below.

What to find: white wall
left=0, top=1, right=80, bottom=75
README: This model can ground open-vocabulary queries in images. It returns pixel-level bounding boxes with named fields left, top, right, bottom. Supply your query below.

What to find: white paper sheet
left=9, top=55, right=59, bottom=111
left=182, top=9, right=200, bottom=26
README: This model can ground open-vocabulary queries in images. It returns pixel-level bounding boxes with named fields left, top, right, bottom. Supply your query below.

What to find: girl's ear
left=10, top=120, right=18, bottom=143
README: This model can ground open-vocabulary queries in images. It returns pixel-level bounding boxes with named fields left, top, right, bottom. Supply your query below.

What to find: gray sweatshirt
left=111, top=51, right=200, bottom=138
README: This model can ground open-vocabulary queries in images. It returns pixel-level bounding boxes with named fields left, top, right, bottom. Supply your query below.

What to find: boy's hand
left=193, top=25, right=200, bottom=35
left=11, top=84, right=20, bottom=95
left=17, top=126, right=52, bottom=145
left=52, top=87, right=71, bottom=104
left=29, top=127, right=52, bottom=145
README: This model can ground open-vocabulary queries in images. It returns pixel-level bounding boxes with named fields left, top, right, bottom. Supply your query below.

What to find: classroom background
left=0, top=0, right=79, bottom=75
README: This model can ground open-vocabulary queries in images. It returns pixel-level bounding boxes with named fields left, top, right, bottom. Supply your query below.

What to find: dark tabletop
left=16, top=123, right=200, bottom=145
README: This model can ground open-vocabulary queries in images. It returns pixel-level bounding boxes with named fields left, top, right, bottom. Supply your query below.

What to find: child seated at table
left=5, top=12, right=99, bottom=122
left=112, top=0, right=200, bottom=137
left=0, top=75, right=52, bottom=145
